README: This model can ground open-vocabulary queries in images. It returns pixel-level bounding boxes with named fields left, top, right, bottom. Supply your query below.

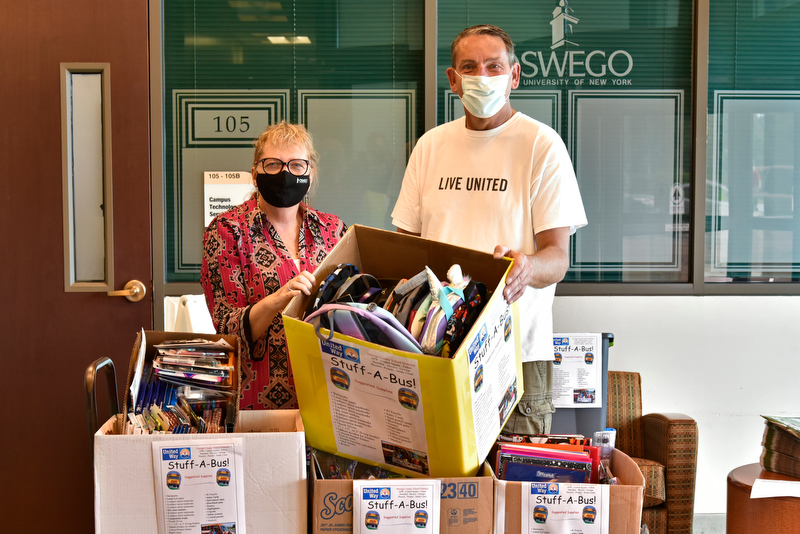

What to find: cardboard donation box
left=283, top=225, right=525, bottom=478
left=94, top=410, right=307, bottom=533
left=93, top=331, right=308, bottom=533
left=310, top=458, right=495, bottom=534
left=493, top=449, right=646, bottom=534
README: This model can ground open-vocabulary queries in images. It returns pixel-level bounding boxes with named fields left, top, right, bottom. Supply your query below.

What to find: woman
left=201, top=121, right=347, bottom=410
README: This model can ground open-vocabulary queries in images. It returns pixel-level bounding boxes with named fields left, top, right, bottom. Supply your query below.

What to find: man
left=391, top=24, right=587, bottom=434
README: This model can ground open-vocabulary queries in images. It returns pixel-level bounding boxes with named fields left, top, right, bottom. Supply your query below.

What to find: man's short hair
left=450, top=24, right=517, bottom=67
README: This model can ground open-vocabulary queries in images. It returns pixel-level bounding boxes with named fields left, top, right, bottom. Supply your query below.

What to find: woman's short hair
left=450, top=24, right=517, bottom=67
left=253, top=121, right=320, bottom=193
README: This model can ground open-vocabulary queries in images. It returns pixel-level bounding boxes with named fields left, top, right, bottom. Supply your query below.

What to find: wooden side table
left=726, top=463, right=800, bottom=533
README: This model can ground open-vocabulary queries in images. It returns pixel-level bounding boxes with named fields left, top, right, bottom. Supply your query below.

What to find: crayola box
left=283, top=225, right=524, bottom=478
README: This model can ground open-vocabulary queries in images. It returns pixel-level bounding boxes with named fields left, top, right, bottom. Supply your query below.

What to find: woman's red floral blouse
left=201, top=196, right=346, bottom=410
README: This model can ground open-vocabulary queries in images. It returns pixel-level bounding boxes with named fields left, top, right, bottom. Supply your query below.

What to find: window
left=161, top=0, right=424, bottom=282
left=154, top=0, right=800, bottom=296
left=438, top=1, right=694, bottom=283
left=706, top=1, right=800, bottom=284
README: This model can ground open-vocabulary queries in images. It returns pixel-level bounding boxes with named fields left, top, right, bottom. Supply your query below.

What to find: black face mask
left=256, top=170, right=311, bottom=208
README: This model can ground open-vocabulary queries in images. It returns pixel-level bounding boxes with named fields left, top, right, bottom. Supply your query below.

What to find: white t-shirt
left=392, top=113, right=587, bottom=362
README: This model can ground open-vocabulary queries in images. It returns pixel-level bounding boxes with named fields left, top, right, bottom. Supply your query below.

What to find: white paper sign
left=552, top=333, right=603, bottom=409
left=319, top=337, right=430, bottom=476
left=151, top=438, right=246, bottom=534
left=520, top=482, right=609, bottom=534
left=353, top=478, right=441, bottom=533
left=467, top=298, right=520, bottom=463
left=751, top=478, right=800, bottom=498
left=204, top=171, right=253, bottom=227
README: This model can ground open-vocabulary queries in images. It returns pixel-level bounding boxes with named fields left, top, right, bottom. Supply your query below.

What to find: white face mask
left=454, top=71, right=510, bottom=119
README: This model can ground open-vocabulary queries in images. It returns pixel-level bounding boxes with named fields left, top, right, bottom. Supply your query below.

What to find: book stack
left=760, top=414, right=800, bottom=478
left=491, top=437, right=600, bottom=484
left=127, top=338, right=238, bottom=435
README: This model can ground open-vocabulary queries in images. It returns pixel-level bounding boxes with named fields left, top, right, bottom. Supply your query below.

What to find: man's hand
left=493, top=247, right=532, bottom=304
left=493, top=227, right=571, bottom=304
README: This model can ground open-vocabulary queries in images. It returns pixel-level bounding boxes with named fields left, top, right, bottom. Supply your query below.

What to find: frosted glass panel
left=570, top=92, right=684, bottom=273
left=708, top=92, right=800, bottom=279
left=170, top=90, right=287, bottom=274
left=67, top=72, right=106, bottom=283
left=300, top=90, right=415, bottom=231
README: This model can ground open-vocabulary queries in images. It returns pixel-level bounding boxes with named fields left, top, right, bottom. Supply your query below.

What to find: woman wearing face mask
left=201, top=121, right=347, bottom=410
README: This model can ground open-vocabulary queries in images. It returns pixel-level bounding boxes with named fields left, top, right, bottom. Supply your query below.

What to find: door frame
left=150, top=0, right=204, bottom=330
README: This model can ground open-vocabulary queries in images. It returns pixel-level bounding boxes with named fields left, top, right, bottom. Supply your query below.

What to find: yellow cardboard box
left=283, top=225, right=524, bottom=478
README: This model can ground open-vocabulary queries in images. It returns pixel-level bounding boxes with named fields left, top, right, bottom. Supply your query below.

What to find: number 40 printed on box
left=353, top=478, right=441, bottom=533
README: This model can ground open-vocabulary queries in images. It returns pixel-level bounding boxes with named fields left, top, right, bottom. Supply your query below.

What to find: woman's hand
left=276, top=270, right=315, bottom=301
left=249, top=270, right=316, bottom=340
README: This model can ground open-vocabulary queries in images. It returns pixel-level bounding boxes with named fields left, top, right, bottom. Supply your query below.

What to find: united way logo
left=362, top=487, right=392, bottom=500
left=161, top=447, right=191, bottom=461
left=551, top=0, right=578, bottom=49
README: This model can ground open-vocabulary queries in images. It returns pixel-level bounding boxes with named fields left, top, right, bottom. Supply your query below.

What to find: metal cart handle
left=85, top=357, right=119, bottom=439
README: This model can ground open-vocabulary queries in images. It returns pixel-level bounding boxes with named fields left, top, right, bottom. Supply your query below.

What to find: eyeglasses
left=257, top=158, right=310, bottom=177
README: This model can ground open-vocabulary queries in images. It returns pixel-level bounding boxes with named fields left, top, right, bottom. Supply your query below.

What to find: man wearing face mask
left=202, top=121, right=347, bottom=410
left=391, top=25, right=587, bottom=435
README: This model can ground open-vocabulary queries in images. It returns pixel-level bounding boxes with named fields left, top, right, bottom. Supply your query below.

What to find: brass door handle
left=107, top=280, right=147, bottom=302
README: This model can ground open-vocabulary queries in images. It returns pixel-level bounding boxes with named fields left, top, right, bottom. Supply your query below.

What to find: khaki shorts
left=501, top=360, right=554, bottom=435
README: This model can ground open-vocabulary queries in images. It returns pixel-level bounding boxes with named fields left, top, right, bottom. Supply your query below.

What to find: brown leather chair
left=606, top=371, right=699, bottom=534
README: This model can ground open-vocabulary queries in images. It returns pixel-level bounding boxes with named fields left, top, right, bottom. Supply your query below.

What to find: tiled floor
left=693, top=514, right=725, bottom=534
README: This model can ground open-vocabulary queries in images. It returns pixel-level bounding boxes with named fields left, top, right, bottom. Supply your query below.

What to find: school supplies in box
left=490, top=438, right=602, bottom=484
left=123, top=330, right=240, bottom=435
left=311, top=449, right=407, bottom=480
left=492, top=441, right=597, bottom=483
left=305, top=302, right=423, bottom=353
left=302, top=262, right=491, bottom=358
left=494, top=443, right=593, bottom=483
left=497, top=432, right=591, bottom=446
left=498, top=454, right=591, bottom=483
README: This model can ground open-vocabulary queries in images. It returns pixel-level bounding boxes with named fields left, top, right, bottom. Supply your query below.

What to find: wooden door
left=0, top=1, right=152, bottom=530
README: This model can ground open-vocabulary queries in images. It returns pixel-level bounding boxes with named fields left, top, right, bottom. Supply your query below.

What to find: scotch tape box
left=283, top=225, right=524, bottom=478
left=493, top=448, right=645, bottom=534
left=93, top=410, right=307, bottom=533
left=311, top=458, right=495, bottom=534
